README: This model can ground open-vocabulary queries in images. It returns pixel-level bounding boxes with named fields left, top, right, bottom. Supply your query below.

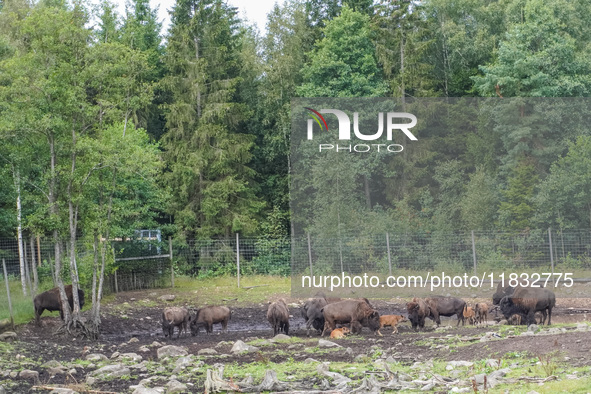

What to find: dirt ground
left=5, top=291, right=591, bottom=393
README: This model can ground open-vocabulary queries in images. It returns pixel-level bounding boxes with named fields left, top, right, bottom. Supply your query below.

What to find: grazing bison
left=474, top=302, right=489, bottom=325
left=301, top=296, right=328, bottom=336
left=377, top=315, right=407, bottom=335
left=267, top=299, right=290, bottom=336
left=406, top=298, right=431, bottom=330
left=162, top=307, right=191, bottom=339
left=499, top=286, right=556, bottom=325
left=34, top=284, right=85, bottom=326
left=424, top=296, right=466, bottom=326
left=190, top=306, right=231, bottom=335
left=321, top=298, right=380, bottom=336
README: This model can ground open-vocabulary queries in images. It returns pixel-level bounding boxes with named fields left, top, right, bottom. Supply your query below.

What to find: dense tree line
left=1, top=0, right=591, bottom=250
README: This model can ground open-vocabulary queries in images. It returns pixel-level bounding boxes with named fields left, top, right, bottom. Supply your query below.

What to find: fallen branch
left=518, top=375, right=558, bottom=383
left=242, top=285, right=269, bottom=290
left=33, top=386, right=117, bottom=394
left=222, top=298, right=238, bottom=302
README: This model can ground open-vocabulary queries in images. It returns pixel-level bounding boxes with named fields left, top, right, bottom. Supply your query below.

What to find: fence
left=1, top=229, right=591, bottom=295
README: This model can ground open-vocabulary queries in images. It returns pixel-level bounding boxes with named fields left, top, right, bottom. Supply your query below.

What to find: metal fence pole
left=307, top=233, right=313, bottom=276
left=548, top=228, right=554, bottom=285
left=386, top=232, right=392, bottom=276
left=471, top=230, right=477, bottom=275
left=169, top=236, right=174, bottom=288
left=2, top=259, right=14, bottom=330
left=236, top=232, right=240, bottom=288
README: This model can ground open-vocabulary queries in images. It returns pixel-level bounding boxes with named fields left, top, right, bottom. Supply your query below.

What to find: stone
left=521, top=331, right=535, bottom=336
left=304, top=358, right=319, bottom=363
left=166, top=379, right=187, bottom=394
left=421, top=383, right=435, bottom=391
left=158, top=295, right=176, bottom=302
left=41, top=360, right=64, bottom=369
left=128, top=337, right=139, bottom=343
left=273, top=334, right=290, bottom=340
left=0, top=332, right=17, bottom=342
left=485, top=359, right=499, bottom=368
left=318, top=339, right=341, bottom=348
left=19, top=369, right=39, bottom=383
left=450, top=387, right=470, bottom=393
left=157, top=345, right=188, bottom=359
left=47, top=367, right=67, bottom=376
left=119, top=353, right=143, bottom=362
left=138, top=346, right=150, bottom=353
left=489, top=368, right=511, bottom=380
left=447, top=361, right=474, bottom=368
left=131, top=386, right=162, bottom=394
left=49, top=389, right=77, bottom=394
left=0, top=319, right=11, bottom=331
left=198, top=348, right=218, bottom=355
left=110, top=351, right=121, bottom=359
left=172, top=356, right=195, bottom=374
left=89, top=364, right=131, bottom=380
left=231, top=340, right=259, bottom=353
left=527, top=324, right=539, bottom=333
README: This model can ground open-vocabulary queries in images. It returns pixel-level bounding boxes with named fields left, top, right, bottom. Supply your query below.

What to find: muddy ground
left=4, top=291, right=591, bottom=393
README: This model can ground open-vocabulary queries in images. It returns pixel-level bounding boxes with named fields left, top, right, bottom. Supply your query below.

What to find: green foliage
left=498, top=161, right=538, bottom=230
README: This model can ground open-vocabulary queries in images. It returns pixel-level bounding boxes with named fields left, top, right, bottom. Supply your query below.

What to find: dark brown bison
left=492, top=279, right=530, bottom=305
left=162, top=307, right=191, bottom=339
left=34, top=284, right=85, bottom=326
left=424, top=296, right=466, bottom=326
left=499, top=286, right=556, bottom=325
left=321, top=298, right=380, bottom=336
left=267, top=299, right=289, bottom=336
left=406, top=298, right=431, bottom=330
left=301, top=293, right=341, bottom=336
left=190, top=306, right=231, bottom=335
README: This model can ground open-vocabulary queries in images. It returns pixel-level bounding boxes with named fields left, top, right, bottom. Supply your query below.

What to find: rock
left=421, top=383, right=435, bottom=391
left=89, top=364, right=131, bottom=380
left=273, top=334, right=290, bottom=340
left=119, top=353, right=142, bottom=362
left=318, top=339, right=341, bottom=348
left=138, top=346, right=150, bottom=353
left=489, top=368, right=511, bottom=380
left=150, top=341, right=163, bottom=347
left=231, top=340, right=259, bottom=353
left=86, top=376, right=96, bottom=386
left=0, top=319, right=11, bottom=332
left=0, top=332, right=17, bottom=342
left=47, top=367, right=67, bottom=376
left=480, top=332, right=501, bottom=342
left=527, top=324, right=539, bottom=333
left=304, top=358, right=319, bottom=363
left=450, top=387, right=471, bottom=393
left=159, top=295, right=176, bottom=302
left=521, top=331, right=535, bottom=336
left=110, top=351, right=121, bottom=359
left=166, top=379, right=187, bottom=394
left=172, top=356, right=195, bottom=374
left=345, top=347, right=354, bottom=357
left=49, top=389, right=78, bottom=394
left=485, top=359, right=499, bottom=368
left=447, top=361, right=474, bottom=368
left=128, top=337, right=139, bottom=343
left=198, top=348, right=218, bottom=355
left=41, top=360, right=64, bottom=369
left=131, top=386, right=162, bottom=394
left=19, top=369, right=39, bottom=383
left=576, top=323, right=588, bottom=331
left=157, top=345, right=188, bottom=359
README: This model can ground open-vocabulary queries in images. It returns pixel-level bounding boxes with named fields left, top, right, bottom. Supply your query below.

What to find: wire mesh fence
left=1, top=228, right=591, bottom=296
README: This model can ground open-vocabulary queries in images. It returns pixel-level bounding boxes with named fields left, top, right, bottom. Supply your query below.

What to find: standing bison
left=267, top=299, right=290, bottom=336
left=301, top=295, right=329, bottom=336
left=321, top=298, right=380, bottom=336
left=406, top=298, right=431, bottom=330
left=190, top=306, right=231, bottom=335
left=34, top=284, right=85, bottom=326
left=162, top=307, right=191, bottom=339
left=424, top=296, right=466, bottom=326
left=499, top=286, right=556, bottom=325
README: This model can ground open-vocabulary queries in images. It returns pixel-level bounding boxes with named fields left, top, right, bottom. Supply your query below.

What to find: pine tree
left=161, top=0, right=262, bottom=239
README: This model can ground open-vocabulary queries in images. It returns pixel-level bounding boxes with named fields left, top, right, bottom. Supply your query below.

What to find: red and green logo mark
left=305, top=107, right=328, bottom=131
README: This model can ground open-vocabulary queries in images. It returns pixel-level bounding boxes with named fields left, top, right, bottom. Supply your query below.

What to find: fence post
left=386, top=232, right=392, bottom=276
left=548, top=228, right=554, bottom=285
left=2, top=259, right=14, bottom=330
left=169, top=236, right=174, bottom=288
left=471, top=230, right=477, bottom=275
left=307, top=233, right=313, bottom=276
left=236, top=232, right=240, bottom=288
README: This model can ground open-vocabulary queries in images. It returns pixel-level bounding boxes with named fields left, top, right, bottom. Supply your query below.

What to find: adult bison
left=162, top=307, right=191, bottom=339
left=424, top=296, right=466, bottom=326
left=499, top=286, right=556, bottom=325
left=492, top=279, right=530, bottom=305
left=267, top=299, right=290, bottom=336
left=321, top=298, right=380, bottom=336
left=406, top=298, right=431, bottom=330
left=190, top=306, right=231, bottom=335
left=34, top=284, right=85, bottom=326
left=301, top=296, right=328, bottom=336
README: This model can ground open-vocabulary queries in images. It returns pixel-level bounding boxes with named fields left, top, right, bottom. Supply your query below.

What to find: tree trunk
left=14, top=169, right=27, bottom=296
left=30, top=236, right=38, bottom=294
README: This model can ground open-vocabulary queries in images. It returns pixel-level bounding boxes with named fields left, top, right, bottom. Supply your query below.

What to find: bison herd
left=33, top=281, right=558, bottom=339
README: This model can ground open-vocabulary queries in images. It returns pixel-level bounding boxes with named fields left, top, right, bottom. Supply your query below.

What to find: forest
left=1, top=0, right=591, bottom=246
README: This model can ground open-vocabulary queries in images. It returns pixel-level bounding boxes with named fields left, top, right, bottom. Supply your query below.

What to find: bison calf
left=463, top=305, right=476, bottom=325
left=162, top=307, right=191, bottom=339
left=267, top=299, right=290, bottom=336
left=329, top=327, right=350, bottom=339
left=190, top=306, right=231, bottom=336
left=474, top=302, right=489, bottom=325
left=34, top=285, right=85, bottom=326
left=377, top=315, right=407, bottom=336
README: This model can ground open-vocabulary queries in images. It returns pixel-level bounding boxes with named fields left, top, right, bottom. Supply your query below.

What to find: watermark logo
left=305, top=108, right=417, bottom=153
